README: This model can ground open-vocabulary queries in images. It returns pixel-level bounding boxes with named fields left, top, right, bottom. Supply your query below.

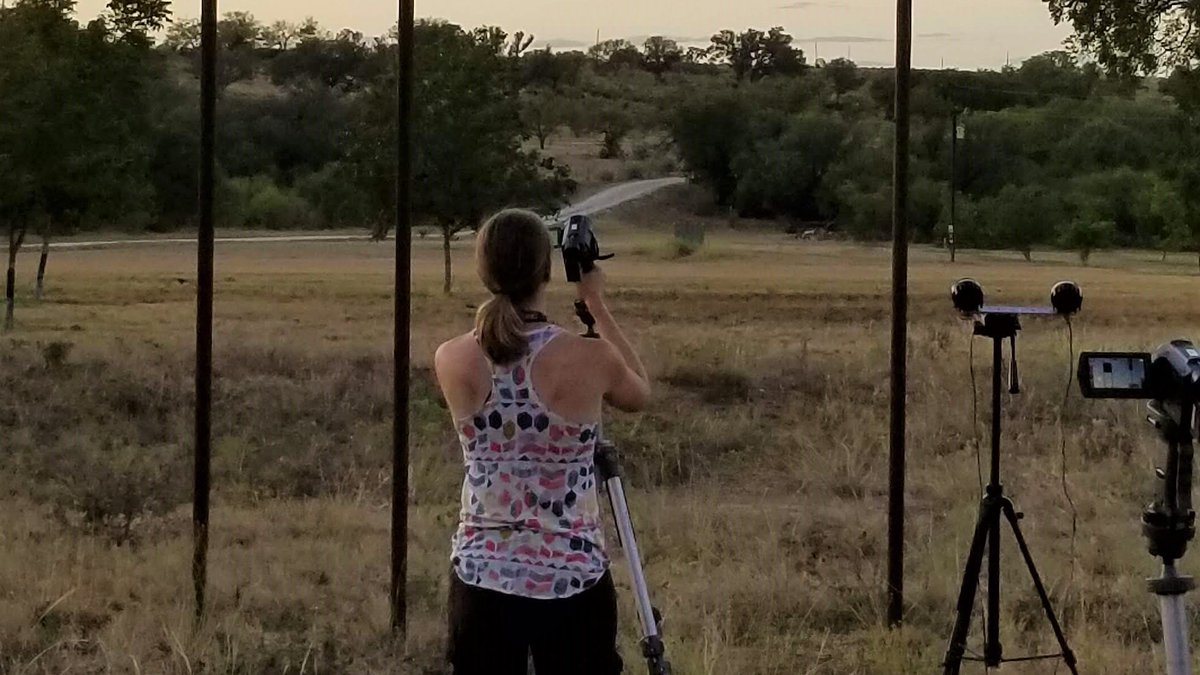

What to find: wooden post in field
left=888, top=0, right=913, bottom=629
left=391, top=0, right=415, bottom=637
left=194, top=0, right=217, bottom=621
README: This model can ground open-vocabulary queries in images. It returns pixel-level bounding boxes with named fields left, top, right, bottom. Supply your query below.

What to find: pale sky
left=75, top=0, right=1072, bottom=70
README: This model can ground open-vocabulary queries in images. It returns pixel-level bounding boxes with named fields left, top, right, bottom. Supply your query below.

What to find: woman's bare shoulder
left=546, top=330, right=620, bottom=369
left=435, top=332, right=484, bottom=374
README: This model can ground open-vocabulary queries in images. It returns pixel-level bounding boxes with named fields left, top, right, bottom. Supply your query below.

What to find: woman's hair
left=475, top=209, right=553, bottom=364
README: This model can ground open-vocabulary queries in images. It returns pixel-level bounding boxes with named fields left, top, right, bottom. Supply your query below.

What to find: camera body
left=1079, top=340, right=1200, bottom=565
left=1079, top=341, right=1200, bottom=402
left=558, top=215, right=611, bottom=283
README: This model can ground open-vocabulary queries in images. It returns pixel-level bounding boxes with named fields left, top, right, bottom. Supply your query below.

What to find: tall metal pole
left=391, top=0, right=415, bottom=637
left=949, top=110, right=958, bottom=263
left=194, top=0, right=217, bottom=621
left=887, top=0, right=913, bottom=629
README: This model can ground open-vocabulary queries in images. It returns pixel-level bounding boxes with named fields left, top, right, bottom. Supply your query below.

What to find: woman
left=434, top=209, right=652, bottom=675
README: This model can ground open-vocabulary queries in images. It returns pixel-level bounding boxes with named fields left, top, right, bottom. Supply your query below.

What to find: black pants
left=447, top=572, right=623, bottom=675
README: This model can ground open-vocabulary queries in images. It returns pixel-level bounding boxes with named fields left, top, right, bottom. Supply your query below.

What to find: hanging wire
left=971, top=337, right=983, bottom=499
left=968, top=331, right=987, bottom=651
left=1054, top=319, right=1080, bottom=675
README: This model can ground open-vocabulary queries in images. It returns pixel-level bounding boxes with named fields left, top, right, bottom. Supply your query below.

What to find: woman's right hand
left=577, top=266, right=606, bottom=306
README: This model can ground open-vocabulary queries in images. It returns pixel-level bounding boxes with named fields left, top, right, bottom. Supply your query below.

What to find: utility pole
left=888, top=0, right=913, bottom=629
left=950, top=109, right=958, bottom=263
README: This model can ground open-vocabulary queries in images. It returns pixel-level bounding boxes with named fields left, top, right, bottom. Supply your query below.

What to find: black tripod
left=576, top=300, right=672, bottom=675
left=943, top=313, right=1078, bottom=674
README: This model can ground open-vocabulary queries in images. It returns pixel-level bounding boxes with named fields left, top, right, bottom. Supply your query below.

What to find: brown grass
left=2, top=205, right=1200, bottom=673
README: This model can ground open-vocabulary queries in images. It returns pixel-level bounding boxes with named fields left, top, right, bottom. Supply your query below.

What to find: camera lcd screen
left=1078, top=352, right=1153, bottom=399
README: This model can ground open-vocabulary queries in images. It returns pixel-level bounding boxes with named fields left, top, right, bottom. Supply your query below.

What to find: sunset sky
left=74, top=0, right=1073, bottom=70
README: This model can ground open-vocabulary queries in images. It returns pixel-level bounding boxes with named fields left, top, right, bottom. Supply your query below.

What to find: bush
left=295, top=163, right=377, bottom=228
left=222, top=175, right=317, bottom=230
left=34, top=438, right=188, bottom=544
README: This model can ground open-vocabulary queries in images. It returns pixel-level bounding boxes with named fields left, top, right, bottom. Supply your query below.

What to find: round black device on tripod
left=942, top=280, right=1081, bottom=675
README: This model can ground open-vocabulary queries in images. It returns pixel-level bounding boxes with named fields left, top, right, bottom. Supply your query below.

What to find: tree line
left=4, top=0, right=1200, bottom=327
left=670, top=50, right=1200, bottom=266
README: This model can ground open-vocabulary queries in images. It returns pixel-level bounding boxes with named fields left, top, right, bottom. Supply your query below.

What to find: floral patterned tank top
left=451, top=324, right=609, bottom=599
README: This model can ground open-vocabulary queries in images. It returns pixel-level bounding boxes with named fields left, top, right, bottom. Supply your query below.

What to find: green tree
left=521, top=88, right=573, bottom=149
left=984, top=184, right=1066, bottom=261
left=0, top=0, right=164, bottom=324
left=1046, top=0, right=1195, bottom=75
left=1148, top=177, right=1187, bottom=261
left=732, top=112, right=847, bottom=219
left=642, top=36, right=682, bottom=82
left=709, top=27, right=804, bottom=82
left=1015, top=51, right=1097, bottom=101
left=671, top=91, right=749, bottom=205
left=519, top=47, right=584, bottom=91
left=162, top=16, right=199, bottom=50
left=1164, top=65, right=1200, bottom=118
left=268, top=28, right=371, bottom=91
left=360, top=22, right=575, bottom=293
left=823, top=58, right=863, bottom=105
left=588, top=39, right=642, bottom=71
left=1060, top=219, right=1117, bottom=264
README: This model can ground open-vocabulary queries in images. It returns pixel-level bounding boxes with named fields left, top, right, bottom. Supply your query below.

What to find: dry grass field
left=3, top=193, right=1200, bottom=674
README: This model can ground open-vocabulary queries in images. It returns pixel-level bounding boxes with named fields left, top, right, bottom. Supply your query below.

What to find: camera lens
left=1050, top=281, right=1082, bottom=315
left=951, top=278, right=984, bottom=315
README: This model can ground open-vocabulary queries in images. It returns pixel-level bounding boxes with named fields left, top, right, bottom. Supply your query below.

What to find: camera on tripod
left=1077, top=340, right=1200, bottom=675
left=1079, top=341, right=1200, bottom=403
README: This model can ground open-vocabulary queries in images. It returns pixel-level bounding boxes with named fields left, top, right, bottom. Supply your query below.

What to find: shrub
left=295, top=163, right=376, bottom=228
left=223, top=175, right=317, bottom=230
left=33, top=438, right=189, bottom=544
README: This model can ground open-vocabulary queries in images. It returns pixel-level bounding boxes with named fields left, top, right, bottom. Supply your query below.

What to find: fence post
left=194, top=0, right=218, bottom=621
left=391, top=0, right=416, bottom=637
left=888, top=0, right=913, bottom=629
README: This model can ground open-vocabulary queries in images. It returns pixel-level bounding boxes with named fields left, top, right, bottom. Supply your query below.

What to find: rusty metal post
left=391, top=0, right=415, bottom=637
left=194, top=0, right=217, bottom=621
left=888, top=0, right=913, bottom=629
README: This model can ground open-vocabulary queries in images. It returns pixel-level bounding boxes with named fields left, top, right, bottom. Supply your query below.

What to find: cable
left=970, top=337, right=983, bottom=500
left=1055, top=319, right=1080, bottom=675
left=968, top=331, right=987, bottom=652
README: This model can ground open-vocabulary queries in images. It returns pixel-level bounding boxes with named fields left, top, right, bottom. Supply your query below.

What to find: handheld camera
left=551, top=214, right=614, bottom=338
left=557, top=214, right=613, bottom=283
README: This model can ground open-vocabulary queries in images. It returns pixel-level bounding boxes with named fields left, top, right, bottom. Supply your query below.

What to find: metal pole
left=987, top=336, right=1003, bottom=664
left=194, top=0, right=217, bottom=621
left=949, top=110, right=957, bottom=263
left=887, top=0, right=913, bottom=629
left=1159, top=565, right=1194, bottom=675
left=391, top=0, right=415, bottom=637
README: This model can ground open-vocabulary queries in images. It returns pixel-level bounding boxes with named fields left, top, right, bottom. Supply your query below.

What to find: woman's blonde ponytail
left=474, top=209, right=553, bottom=365
left=475, top=293, right=528, bottom=365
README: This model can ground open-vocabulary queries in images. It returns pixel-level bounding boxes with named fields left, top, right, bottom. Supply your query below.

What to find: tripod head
left=1144, top=398, right=1196, bottom=565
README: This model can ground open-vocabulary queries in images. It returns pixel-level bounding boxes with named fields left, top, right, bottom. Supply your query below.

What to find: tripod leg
left=1001, top=500, right=1078, bottom=674
left=943, top=499, right=996, bottom=675
left=1160, top=592, right=1193, bottom=675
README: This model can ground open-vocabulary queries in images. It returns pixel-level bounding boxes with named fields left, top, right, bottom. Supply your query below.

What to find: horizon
left=71, top=0, right=1073, bottom=71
